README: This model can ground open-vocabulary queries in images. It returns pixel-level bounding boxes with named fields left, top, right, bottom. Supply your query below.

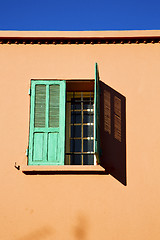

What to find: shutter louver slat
left=49, top=85, right=60, bottom=128
left=34, top=85, right=46, bottom=128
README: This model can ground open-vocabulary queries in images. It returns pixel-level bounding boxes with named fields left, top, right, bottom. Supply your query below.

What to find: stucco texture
left=0, top=31, right=160, bottom=240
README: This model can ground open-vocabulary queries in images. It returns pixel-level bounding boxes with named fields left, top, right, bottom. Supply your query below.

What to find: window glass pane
left=83, top=155, right=94, bottom=165
left=71, top=103, right=81, bottom=110
left=83, top=112, right=93, bottom=123
left=83, top=125, right=93, bottom=137
left=70, top=155, right=82, bottom=165
left=83, top=98, right=93, bottom=110
left=83, top=140, right=93, bottom=152
left=71, top=125, right=81, bottom=138
left=70, top=139, right=81, bottom=152
left=71, top=97, right=81, bottom=110
left=83, top=103, right=93, bottom=110
left=71, top=112, right=81, bottom=123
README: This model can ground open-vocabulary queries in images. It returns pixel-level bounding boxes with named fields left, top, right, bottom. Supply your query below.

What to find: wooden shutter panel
left=49, top=85, right=60, bottom=128
left=34, top=85, right=46, bottom=127
left=94, top=63, right=100, bottom=163
left=28, top=80, right=66, bottom=165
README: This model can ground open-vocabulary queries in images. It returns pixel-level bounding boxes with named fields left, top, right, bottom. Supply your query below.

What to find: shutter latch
left=15, top=162, right=20, bottom=170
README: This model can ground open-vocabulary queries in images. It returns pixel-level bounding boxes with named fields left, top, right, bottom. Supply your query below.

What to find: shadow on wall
left=72, top=214, right=88, bottom=240
left=17, top=226, right=53, bottom=240
left=17, top=216, right=87, bottom=240
left=100, top=81, right=126, bottom=186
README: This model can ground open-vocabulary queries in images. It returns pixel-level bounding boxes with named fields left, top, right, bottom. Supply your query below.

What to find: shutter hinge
left=26, top=148, right=29, bottom=157
left=28, top=88, right=31, bottom=95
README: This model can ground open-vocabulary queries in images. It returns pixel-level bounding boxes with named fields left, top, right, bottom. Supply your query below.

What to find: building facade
left=0, top=30, right=160, bottom=240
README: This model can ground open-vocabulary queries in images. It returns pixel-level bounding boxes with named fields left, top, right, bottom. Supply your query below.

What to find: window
left=28, top=63, right=100, bottom=166
left=65, top=91, right=95, bottom=165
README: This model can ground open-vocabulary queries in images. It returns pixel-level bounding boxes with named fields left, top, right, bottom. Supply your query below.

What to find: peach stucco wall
left=0, top=31, right=160, bottom=240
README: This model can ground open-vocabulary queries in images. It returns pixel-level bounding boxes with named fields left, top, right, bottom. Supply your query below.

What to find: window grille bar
left=66, top=91, right=94, bottom=165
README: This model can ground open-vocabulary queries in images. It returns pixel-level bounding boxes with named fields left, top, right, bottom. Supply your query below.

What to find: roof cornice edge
left=0, top=35, right=160, bottom=45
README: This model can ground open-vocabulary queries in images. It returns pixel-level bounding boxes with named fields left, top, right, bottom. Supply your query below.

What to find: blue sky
left=0, top=0, right=160, bottom=31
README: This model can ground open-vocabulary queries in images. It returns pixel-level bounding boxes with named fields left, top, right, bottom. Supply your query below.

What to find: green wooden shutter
left=28, top=80, right=66, bottom=165
left=94, top=63, right=100, bottom=163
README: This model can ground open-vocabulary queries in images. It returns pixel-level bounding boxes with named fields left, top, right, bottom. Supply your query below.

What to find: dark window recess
left=65, top=92, right=94, bottom=165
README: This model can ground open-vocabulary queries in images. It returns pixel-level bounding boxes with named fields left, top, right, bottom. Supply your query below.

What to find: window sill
left=21, top=165, right=105, bottom=174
